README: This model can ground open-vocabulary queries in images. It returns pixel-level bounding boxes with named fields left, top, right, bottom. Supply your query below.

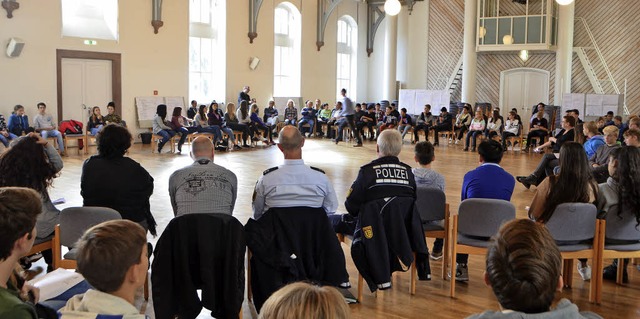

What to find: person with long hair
left=524, top=111, right=548, bottom=152
left=259, top=282, right=351, bottom=319
left=208, top=101, right=238, bottom=150
left=193, top=104, right=222, bottom=143
left=250, top=103, right=275, bottom=146
left=463, top=110, right=486, bottom=152
left=501, top=111, right=520, bottom=150
left=152, top=104, right=177, bottom=153
left=597, top=146, right=640, bottom=282
left=225, top=102, right=251, bottom=148
left=237, top=100, right=256, bottom=145
left=81, top=124, right=157, bottom=236
left=87, top=106, right=105, bottom=136
left=169, top=107, right=193, bottom=154
left=527, top=142, right=598, bottom=281
left=484, top=109, right=502, bottom=140
left=517, top=115, right=576, bottom=188
left=0, top=133, right=63, bottom=270
left=453, top=105, right=472, bottom=144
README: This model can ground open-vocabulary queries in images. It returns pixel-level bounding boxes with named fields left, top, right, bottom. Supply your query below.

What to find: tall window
left=273, top=3, right=301, bottom=97
left=336, top=16, right=357, bottom=100
left=190, top=0, right=226, bottom=103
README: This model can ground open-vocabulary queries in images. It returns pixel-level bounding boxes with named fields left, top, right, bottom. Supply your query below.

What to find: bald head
left=191, top=136, right=214, bottom=160
left=277, top=126, right=305, bottom=159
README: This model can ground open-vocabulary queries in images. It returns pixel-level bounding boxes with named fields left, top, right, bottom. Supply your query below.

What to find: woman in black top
left=517, top=115, right=576, bottom=188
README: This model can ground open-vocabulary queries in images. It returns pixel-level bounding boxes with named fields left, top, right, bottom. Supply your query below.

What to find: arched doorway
left=499, top=68, right=550, bottom=131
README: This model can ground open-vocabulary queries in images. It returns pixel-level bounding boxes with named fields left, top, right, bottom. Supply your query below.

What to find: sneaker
left=353, top=143, right=363, bottom=148
left=603, top=261, right=629, bottom=283
left=455, top=263, right=469, bottom=282
left=454, top=139, right=459, bottom=145
left=430, top=251, right=443, bottom=261
left=157, top=145, right=163, bottom=153
left=577, top=263, right=591, bottom=281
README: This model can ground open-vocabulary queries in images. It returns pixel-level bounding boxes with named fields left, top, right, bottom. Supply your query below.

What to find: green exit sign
left=83, top=40, right=97, bottom=45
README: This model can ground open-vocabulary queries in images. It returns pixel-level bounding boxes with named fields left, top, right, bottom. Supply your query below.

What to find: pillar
left=461, top=0, right=477, bottom=104
left=383, top=13, right=398, bottom=101
left=554, top=2, right=575, bottom=106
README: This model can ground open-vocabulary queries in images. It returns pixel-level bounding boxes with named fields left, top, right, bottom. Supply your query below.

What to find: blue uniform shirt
left=461, top=163, right=515, bottom=201
left=252, top=159, right=338, bottom=219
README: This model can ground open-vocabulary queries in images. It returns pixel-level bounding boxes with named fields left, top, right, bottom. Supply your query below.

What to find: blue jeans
left=197, top=126, right=222, bottom=142
left=220, top=126, right=236, bottom=143
left=0, top=132, right=17, bottom=147
left=298, top=119, right=314, bottom=135
left=90, top=125, right=104, bottom=136
left=40, top=129, right=64, bottom=150
left=465, top=130, right=482, bottom=148
left=157, top=129, right=176, bottom=149
left=175, top=127, right=189, bottom=150
left=398, top=125, right=411, bottom=139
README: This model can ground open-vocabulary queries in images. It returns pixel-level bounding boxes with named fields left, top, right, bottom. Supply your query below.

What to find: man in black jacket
left=343, top=129, right=430, bottom=292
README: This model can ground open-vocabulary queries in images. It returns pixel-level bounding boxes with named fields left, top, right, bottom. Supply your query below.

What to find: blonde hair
left=226, top=103, right=236, bottom=120
left=259, top=282, right=351, bottom=319
left=602, top=125, right=619, bottom=137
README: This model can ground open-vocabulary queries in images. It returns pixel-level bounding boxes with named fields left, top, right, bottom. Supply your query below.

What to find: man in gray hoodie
left=466, top=219, right=602, bottom=319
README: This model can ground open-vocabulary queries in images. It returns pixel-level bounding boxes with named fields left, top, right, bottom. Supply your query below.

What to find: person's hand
left=592, top=163, right=599, bottom=167
left=21, top=282, right=40, bottom=303
left=549, top=137, right=557, bottom=143
left=28, top=132, right=48, bottom=145
left=1, top=131, right=7, bottom=137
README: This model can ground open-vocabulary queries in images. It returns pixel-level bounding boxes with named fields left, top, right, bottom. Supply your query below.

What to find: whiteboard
left=585, top=94, right=621, bottom=117
left=135, top=96, right=184, bottom=128
left=165, top=96, right=188, bottom=117
left=399, top=89, right=449, bottom=116
left=562, top=93, right=585, bottom=115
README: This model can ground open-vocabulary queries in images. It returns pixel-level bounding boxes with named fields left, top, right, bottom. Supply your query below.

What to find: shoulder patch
left=310, top=166, right=325, bottom=174
left=263, top=167, right=278, bottom=175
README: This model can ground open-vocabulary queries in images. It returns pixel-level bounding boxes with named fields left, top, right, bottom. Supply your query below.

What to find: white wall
left=0, top=1, right=188, bottom=137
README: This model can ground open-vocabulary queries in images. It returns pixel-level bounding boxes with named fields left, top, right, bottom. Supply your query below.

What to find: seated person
left=103, top=102, right=123, bottom=125
left=87, top=106, right=105, bottom=136
left=484, top=110, right=502, bottom=140
left=0, top=113, right=17, bottom=148
left=8, top=105, right=34, bottom=136
left=357, top=105, right=376, bottom=141
left=624, top=128, right=640, bottom=147
left=466, top=219, right=603, bottom=319
left=283, top=99, right=298, bottom=126
left=500, top=111, right=520, bottom=150
left=464, top=110, right=486, bottom=152
left=316, top=103, right=332, bottom=137
left=250, top=104, right=275, bottom=145
left=325, top=102, right=343, bottom=139
left=589, top=125, right=620, bottom=183
left=582, top=121, right=605, bottom=159
left=378, top=106, right=398, bottom=133
left=33, top=102, right=65, bottom=156
left=432, top=107, right=453, bottom=146
left=59, top=220, right=148, bottom=318
left=524, top=110, right=548, bottom=152
left=413, top=104, right=433, bottom=143
left=259, top=282, right=350, bottom=319
left=297, top=101, right=317, bottom=138
left=413, top=141, right=445, bottom=260
left=0, top=187, right=42, bottom=319
left=397, top=108, right=413, bottom=141
left=263, top=100, right=279, bottom=128
left=453, top=105, right=472, bottom=144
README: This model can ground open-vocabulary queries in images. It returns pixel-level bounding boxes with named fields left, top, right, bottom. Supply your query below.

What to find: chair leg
left=563, top=259, right=574, bottom=288
left=450, top=215, right=458, bottom=298
left=357, top=273, right=363, bottom=301
left=144, top=272, right=149, bottom=301
left=616, top=258, right=624, bottom=284
left=410, top=254, right=416, bottom=295
left=247, top=249, right=253, bottom=303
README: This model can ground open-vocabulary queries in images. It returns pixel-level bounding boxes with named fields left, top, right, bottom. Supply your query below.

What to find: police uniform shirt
left=252, top=159, right=338, bottom=219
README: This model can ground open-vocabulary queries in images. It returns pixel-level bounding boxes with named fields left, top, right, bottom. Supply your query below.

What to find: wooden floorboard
left=43, top=137, right=640, bottom=319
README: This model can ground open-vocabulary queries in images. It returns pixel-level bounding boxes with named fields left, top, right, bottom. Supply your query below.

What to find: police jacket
left=345, top=156, right=429, bottom=292
left=245, top=207, right=350, bottom=311
left=151, top=214, right=245, bottom=319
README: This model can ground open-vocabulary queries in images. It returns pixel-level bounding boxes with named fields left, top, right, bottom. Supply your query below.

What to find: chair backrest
left=545, top=203, right=597, bottom=242
left=458, top=198, right=515, bottom=238
left=605, top=206, right=640, bottom=242
left=415, top=187, right=446, bottom=222
left=59, top=207, right=121, bottom=247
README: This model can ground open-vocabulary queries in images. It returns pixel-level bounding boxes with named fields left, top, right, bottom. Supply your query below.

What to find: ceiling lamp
left=555, top=0, right=574, bottom=5
left=503, top=35, right=514, bottom=45
left=478, top=26, right=487, bottom=38
left=519, top=50, right=529, bottom=62
left=384, top=0, right=401, bottom=16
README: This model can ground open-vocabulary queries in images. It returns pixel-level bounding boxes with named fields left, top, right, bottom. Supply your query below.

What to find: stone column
left=554, top=2, right=575, bottom=105
left=461, top=0, right=477, bottom=104
left=383, top=13, right=398, bottom=101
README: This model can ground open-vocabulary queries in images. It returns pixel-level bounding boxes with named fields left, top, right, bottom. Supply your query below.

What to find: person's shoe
left=463, top=147, right=469, bottom=151
left=533, top=147, right=543, bottom=153
left=157, top=145, right=163, bottom=153
left=523, top=147, right=529, bottom=153
left=516, top=175, right=536, bottom=189
left=603, top=261, right=629, bottom=283
left=333, top=139, right=339, bottom=145
left=454, top=139, right=460, bottom=145
left=243, top=143, right=250, bottom=148
left=430, top=250, right=443, bottom=261
left=353, top=143, right=363, bottom=148
left=470, top=146, right=476, bottom=152
left=235, top=144, right=243, bottom=150
left=455, top=263, right=469, bottom=282
left=433, top=142, right=439, bottom=146
left=577, top=263, right=592, bottom=281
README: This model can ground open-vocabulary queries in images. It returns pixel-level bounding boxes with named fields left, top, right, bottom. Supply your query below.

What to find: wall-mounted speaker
left=249, top=57, right=260, bottom=70
left=6, top=38, right=25, bottom=58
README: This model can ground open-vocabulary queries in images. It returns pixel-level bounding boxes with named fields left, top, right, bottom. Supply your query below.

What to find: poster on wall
left=562, top=93, right=585, bottom=115
left=399, top=89, right=449, bottom=116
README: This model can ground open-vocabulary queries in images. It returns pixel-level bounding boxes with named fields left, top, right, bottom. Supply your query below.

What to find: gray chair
left=594, top=206, right=640, bottom=303
left=415, top=187, right=450, bottom=279
left=544, top=203, right=599, bottom=303
left=450, top=198, right=515, bottom=297
left=52, top=206, right=121, bottom=269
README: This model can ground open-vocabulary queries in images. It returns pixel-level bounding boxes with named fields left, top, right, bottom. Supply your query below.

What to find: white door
left=61, top=59, right=112, bottom=126
left=500, top=68, right=550, bottom=132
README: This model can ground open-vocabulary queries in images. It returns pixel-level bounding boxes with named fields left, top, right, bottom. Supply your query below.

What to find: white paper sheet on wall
left=399, top=90, right=416, bottom=114
left=572, top=94, right=585, bottom=115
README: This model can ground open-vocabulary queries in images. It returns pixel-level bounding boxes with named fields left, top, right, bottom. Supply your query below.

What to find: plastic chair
left=450, top=198, right=515, bottom=297
left=52, top=206, right=121, bottom=270
left=594, top=206, right=640, bottom=303
left=545, top=203, right=599, bottom=303
left=415, top=187, right=450, bottom=279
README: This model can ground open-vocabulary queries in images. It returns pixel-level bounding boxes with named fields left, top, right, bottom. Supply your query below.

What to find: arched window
left=273, top=2, right=301, bottom=97
left=336, top=16, right=357, bottom=100
left=189, top=0, right=226, bottom=103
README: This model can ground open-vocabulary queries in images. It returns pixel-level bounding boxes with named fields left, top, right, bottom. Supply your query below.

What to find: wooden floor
left=44, top=137, right=640, bottom=319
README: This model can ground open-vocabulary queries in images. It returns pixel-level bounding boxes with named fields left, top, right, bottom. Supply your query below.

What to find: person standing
left=335, top=88, right=363, bottom=147
left=33, top=102, right=65, bottom=156
left=238, top=86, right=251, bottom=105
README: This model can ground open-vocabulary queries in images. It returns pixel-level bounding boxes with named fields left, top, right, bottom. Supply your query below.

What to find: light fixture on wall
left=151, top=0, right=163, bottom=34
left=384, top=0, right=401, bottom=16
left=519, top=50, right=529, bottom=62
left=2, top=0, right=19, bottom=18
left=478, top=26, right=487, bottom=38
left=555, top=0, right=574, bottom=5
left=503, top=35, right=514, bottom=45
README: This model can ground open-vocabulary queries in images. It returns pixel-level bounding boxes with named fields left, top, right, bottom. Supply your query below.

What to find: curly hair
left=96, top=124, right=132, bottom=159
left=0, top=136, right=58, bottom=193
left=610, top=146, right=640, bottom=226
